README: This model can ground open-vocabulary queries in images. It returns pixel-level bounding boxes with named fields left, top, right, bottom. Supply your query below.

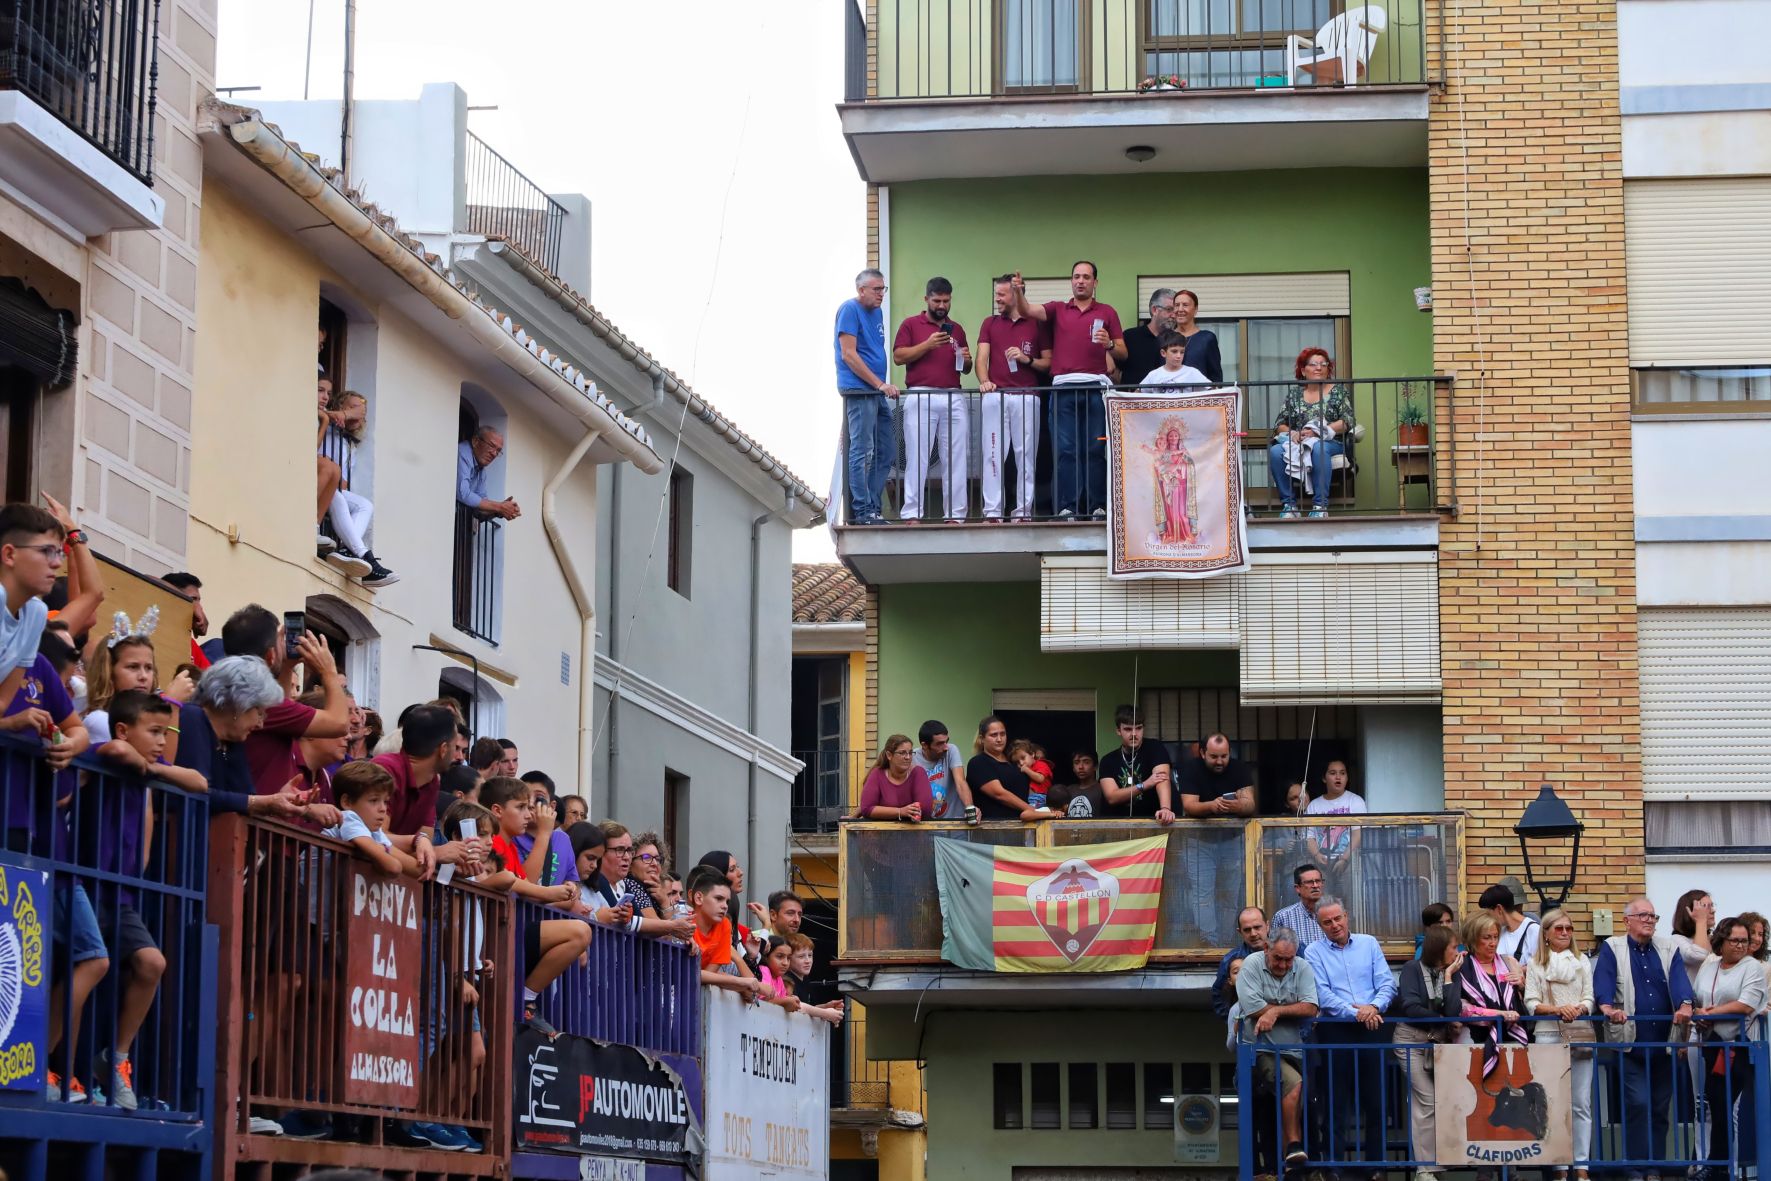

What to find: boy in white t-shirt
left=323, top=762, right=419, bottom=877
left=1138, top=332, right=1212, bottom=389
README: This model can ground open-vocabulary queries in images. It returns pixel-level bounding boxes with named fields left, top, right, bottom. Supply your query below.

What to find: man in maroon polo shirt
left=218, top=604, right=353, bottom=794
left=1011, top=263, right=1126, bottom=518
left=976, top=274, right=1050, bottom=521
left=892, top=276, right=973, bottom=522
left=370, top=704, right=460, bottom=878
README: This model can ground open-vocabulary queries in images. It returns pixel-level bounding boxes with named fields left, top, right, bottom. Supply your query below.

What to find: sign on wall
left=1435, top=1043, right=1573, bottom=1170
left=703, top=989, right=830, bottom=1180
left=0, top=861, right=47, bottom=1092
left=1173, top=1093, right=1221, bottom=1163
left=342, top=867, right=421, bottom=1107
left=514, top=1027, right=701, bottom=1163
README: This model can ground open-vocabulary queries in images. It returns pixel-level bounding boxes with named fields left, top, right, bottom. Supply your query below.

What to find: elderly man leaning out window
left=457, top=427, right=522, bottom=521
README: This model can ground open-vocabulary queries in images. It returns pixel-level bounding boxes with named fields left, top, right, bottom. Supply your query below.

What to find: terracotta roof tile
left=792, top=564, right=866, bottom=625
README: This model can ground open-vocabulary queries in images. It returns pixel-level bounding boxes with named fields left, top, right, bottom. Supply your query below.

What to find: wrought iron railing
left=838, top=814, right=1464, bottom=961
left=852, top=0, right=1429, bottom=101
left=0, top=0, right=160, bottom=182
left=464, top=130, right=566, bottom=277
left=791, top=748, right=871, bottom=834
left=452, top=503, right=501, bottom=645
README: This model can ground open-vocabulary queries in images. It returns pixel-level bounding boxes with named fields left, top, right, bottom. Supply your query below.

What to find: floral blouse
left=1274, top=383, right=1357, bottom=436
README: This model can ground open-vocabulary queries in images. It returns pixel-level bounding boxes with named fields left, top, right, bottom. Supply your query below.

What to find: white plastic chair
left=1286, top=5, right=1388, bottom=87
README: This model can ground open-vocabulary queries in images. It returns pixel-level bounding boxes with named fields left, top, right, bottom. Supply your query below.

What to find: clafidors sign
left=703, top=989, right=829, bottom=1180
left=1435, top=1043, right=1573, bottom=1169
left=341, top=867, right=421, bottom=1106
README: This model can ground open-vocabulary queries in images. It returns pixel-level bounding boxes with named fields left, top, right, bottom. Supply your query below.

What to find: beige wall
left=190, top=179, right=604, bottom=784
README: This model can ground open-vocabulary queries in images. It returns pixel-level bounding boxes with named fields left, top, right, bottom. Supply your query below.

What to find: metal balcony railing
left=791, top=748, right=871, bottom=834
left=0, top=0, right=160, bottom=182
left=851, top=0, right=1429, bottom=101
left=464, top=130, right=566, bottom=277
left=838, top=376, right=1450, bottom=526
left=839, top=813, right=1464, bottom=962
left=452, top=503, right=501, bottom=645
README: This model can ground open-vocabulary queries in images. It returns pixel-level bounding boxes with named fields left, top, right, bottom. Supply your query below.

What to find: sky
left=216, top=0, right=858, bottom=561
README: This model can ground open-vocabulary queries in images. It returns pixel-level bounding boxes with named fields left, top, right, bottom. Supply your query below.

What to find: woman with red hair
left=1267, top=347, right=1356, bottom=518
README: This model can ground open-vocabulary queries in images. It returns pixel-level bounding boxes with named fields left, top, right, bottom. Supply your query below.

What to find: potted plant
left=1397, top=383, right=1429, bottom=447
left=1137, top=74, right=1186, bottom=93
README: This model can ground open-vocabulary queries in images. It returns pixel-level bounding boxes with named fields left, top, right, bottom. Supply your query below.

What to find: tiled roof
left=792, top=564, right=866, bottom=625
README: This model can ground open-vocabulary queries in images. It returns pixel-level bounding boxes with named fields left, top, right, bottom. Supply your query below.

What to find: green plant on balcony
left=1397, top=382, right=1429, bottom=447
left=1137, top=74, right=1186, bottom=93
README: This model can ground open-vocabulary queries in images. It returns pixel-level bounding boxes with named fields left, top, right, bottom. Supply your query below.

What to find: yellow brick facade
left=1427, top=0, right=1642, bottom=915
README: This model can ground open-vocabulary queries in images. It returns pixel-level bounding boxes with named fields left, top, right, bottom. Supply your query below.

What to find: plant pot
left=1398, top=424, right=1429, bottom=447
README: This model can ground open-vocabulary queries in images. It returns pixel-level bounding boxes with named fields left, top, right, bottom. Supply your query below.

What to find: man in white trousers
left=976, top=275, right=1049, bottom=521
left=892, top=277, right=972, bottom=522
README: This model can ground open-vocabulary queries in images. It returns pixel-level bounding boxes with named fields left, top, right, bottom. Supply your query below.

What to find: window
left=668, top=468, right=693, bottom=597
left=1105, top=1062, right=1138, bottom=1129
left=992, top=1063, right=1023, bottom=1129
left=1000, top=0, right=1081, bottom=93
left=1029, top=1062, right=1061, bottom=1129
left=1647, top=803, right=1771, bottom=854
left=454, top=387, right=508, bottom=644
left=1142, top=0, right=1335, bottom=88
left=665, top=769, right=691, bottom=873
left=1217, top=1062, right=1239, bottom=1130
left=1633, top=367, right=1771, bottom=413
left=1143, top=1062, right=1174, bottom=1129
left=318, top=298, right=349, bottom=390
left=1066, top=1063, right=1098, bottom=1129
left=0, top=368, right=33, bottom=503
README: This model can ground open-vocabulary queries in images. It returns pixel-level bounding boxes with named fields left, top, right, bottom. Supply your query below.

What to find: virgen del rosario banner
left=933, top=836, right=1169, bottom=972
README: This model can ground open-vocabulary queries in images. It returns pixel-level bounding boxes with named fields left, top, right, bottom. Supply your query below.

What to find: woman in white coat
left=1525, top=908, right=1596, bottom=1181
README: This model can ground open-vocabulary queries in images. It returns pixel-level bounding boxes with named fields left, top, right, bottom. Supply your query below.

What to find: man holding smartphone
left=892, top=277, right=973, bottom=522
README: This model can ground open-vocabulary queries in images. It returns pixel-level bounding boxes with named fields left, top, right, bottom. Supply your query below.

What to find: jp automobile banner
left=934, top=835, right=1168, bottom=972
left=1104, top=390, right=1251, bottom=579
left=704, top=988, right=830, bottom=1180
left=514, top=1026, right=702, bottom=1164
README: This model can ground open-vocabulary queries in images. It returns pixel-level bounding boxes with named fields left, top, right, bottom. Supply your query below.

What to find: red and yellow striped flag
left=933, top=836, right=1169, bottom=973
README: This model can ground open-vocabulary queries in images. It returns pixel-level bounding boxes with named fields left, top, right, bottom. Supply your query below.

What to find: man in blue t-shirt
left=833, top=268, right=898, bottom=524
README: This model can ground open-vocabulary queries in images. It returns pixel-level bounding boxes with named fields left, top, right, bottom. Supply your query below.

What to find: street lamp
left=1514, top=784, right=1583, bottom=912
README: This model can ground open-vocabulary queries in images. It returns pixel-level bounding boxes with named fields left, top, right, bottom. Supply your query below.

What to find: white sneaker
left=249, top=1113, right=285, bottom=1135
left=325, top=550, right=372, bottom=577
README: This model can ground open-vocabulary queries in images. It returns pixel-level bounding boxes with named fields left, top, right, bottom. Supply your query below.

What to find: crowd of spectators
left=0, top=497, right=839, bottom=1152
left=834, top=267, right=1354, bottom=523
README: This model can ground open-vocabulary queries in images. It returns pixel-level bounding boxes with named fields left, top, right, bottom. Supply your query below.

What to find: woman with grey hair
left=177, top=656, right=331, bottom=822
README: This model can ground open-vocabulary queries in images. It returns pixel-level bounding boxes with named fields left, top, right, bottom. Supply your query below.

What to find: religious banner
left=1104, top=390, right=1250, bottom=579
left=1434, top=1043, right=1573, bottom=1171
left=933, top=835, right=1168, bottom=972
left=341, top=867, right=421, bottom=1107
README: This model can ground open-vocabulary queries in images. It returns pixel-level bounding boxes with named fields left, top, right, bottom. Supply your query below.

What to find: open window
left=454, top=384, right=509, bottom=644
left=304, top=594, right=380, bottom=709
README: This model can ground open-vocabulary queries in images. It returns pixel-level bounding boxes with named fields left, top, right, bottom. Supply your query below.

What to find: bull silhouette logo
left=1026, top=859, right=1120, bottom=963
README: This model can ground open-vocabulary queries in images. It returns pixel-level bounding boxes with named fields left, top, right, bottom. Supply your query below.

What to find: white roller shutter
left=1004, top=277, right=1074, bottom=305
left=1041, top=555, right=1239, bottom=650
left=992, top=689, right=1099, bottom=713
left=1640, top=607, right=1771, bottom=801
left=1238, top=553, right=1441, bottom=705
left=1625, top=178, right=1771, bottom=366
left=1137, top=272, right=1351, bottom=318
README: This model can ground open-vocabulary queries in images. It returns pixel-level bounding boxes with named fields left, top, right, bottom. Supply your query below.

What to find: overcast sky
left=217, top=0, right=858, bottom=560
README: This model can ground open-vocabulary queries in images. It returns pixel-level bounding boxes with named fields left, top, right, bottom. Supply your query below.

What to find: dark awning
left=0, top=278, right=77, bottom=389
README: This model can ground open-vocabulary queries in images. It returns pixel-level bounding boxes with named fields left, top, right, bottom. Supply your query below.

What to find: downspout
left=750, top=490, right=797, bottom=888
left=543, top=426, right=602, bottom=811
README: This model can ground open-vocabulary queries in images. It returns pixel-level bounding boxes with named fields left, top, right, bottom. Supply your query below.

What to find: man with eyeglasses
left=1121, top=287, right=1178, bottom=386
left=1594, top=895, right=1694, bottom=1179
left=1271, top=865, right=1329, bottom=948
left=835, top=268, right=898, bottom=525
left=1212, top=906, right=1269, bottom=1018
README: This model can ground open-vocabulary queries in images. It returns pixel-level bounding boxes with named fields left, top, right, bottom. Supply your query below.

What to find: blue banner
left=0, top=860, right=48, bottom=1091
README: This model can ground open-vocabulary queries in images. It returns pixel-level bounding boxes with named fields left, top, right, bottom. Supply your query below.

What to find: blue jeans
left=1618, top=1045, right=1676, bottom=1169
left=1050, top=385, right=1105, bottom=515
left=1267, top=436, right=1345, bottom=509
left=842, top=390, right=895, bottom=520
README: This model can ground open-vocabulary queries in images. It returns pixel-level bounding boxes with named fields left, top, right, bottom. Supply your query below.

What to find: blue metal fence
left=1236, top=1015, right=1771, bottom=1178
left=0, top=730, right=213, bottom=1180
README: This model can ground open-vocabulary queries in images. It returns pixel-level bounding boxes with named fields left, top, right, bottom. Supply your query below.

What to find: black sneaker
left=523, top=1003, right=557, bottom=1038
left=1284, top=1142, right=1308, bottom=1168
left=360, top=553, right=400, bottom=588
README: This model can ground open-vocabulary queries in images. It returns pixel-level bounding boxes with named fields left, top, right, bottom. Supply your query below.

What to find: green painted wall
left=907, top=1008, right=1239, bottom=1180
left=877, top=582, right=1235, bottom=760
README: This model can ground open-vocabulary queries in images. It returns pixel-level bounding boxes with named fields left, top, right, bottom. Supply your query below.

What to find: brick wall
left=1428, top=0, right=1642, bottom=915
left=76, top=0, right=214, bottom=574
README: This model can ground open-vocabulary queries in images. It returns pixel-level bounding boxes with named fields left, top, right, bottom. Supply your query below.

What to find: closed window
left=1029, top=1062, right=1061, bottom=1129
left=668, top=468, right=693, bottom=597
left=1143, top=1062, right=1174, bottom=1129
left=992, top=1063, right=1023, bottom=1129
left=1067, top=1062, right=1098, bottom=1129
left=1633, top=366, right=1771, bottom=412
left=1105, top=1062, right=1138, bottom=1129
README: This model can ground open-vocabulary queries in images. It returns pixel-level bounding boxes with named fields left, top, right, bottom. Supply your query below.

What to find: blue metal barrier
left=1236, top=1014, right=1771, bottom=1178
left=0, top=730, right=213, bottom=1180
left=515, top=899, right=702, bottom=1058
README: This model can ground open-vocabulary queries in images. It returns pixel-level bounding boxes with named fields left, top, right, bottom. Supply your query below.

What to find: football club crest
left=1026, top=858, right=1120, bottom=962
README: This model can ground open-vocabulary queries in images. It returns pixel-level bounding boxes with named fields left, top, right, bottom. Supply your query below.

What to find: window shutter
left=1137, top=272, right=1351, bottom=318
left=1237, top=553, right=1441, bottom=705
left=991, top=688, right=1099, bottom=713
left=1625, top=178, right=1771, bottom=367
left=1640, top=607, right=1771, bottom=801
left=1003, top=276, right=1074, bottom=305
left=1041, top=555, right=1239, bottom=651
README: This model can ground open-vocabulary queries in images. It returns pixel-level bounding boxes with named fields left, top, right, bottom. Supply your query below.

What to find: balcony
left=464, top=130, right=567, bottom=279
left=792, top=748, right=870, bottom=834
left=0, top=0, right=165, bottom=235
left=840, top=0, right=1430, bottom=181
left=835, top=376, right=1449, bottom=583
left=452, top=503, right=502, bottom=645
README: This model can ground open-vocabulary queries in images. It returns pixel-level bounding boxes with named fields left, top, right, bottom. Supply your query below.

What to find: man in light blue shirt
left=1301, top=896, right=1393, bottom=1172
left=833, top=268, right=897, bottom=524
left=457, top=427, right=521, bottom=521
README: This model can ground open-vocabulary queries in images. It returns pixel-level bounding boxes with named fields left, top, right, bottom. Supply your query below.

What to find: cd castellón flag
left=933, top=836, right=1169, bottom=972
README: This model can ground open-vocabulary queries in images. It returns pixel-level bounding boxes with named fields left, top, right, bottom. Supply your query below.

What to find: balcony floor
left=840, top=964, right=1218, bottom=1010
